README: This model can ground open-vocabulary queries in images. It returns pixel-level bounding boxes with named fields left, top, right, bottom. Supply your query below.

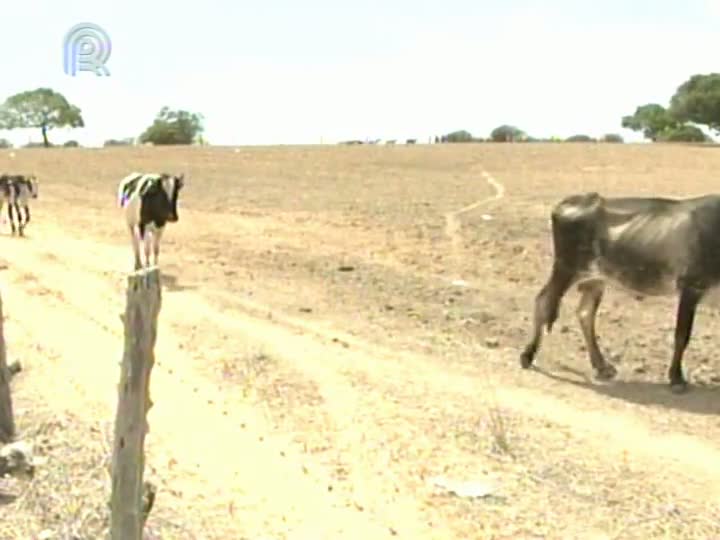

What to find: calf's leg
left=143, top=230, right=153, bottom=268
left=17, top=204, right=26, bottom=236
left=152, top=226, right=165, bottom=266
left=7, top=203, right=14, bottom=235
left=520, top=263, right=576, bottom=368
left=668, top=286, right=703, bottom=393
left=130, top=226, right=142, bottom=270
left=576, top=279, right=617, bottom=380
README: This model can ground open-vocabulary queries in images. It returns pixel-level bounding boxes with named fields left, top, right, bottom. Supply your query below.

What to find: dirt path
left=443, top=168, right=505, bottom=282
left=3, top=191, right=720, bottom=537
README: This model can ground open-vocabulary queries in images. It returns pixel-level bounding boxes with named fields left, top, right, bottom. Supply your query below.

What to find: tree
left=0, top=88, right=84, bottom=147
left=490, top=125, right=525, bottom=142
left=601, top=133, right=624, bottom=143
left=442, top=130, right=473, bottom=143
left=565, top=134, right=595, bottom=142
left=621, top=103, right=676, bottom=141
left=669, top=73, right=720, bottom=134
left=657, top=125, right=709, bottom=142
left=139, top=107, right=204, bottom=145
left=0, top=139, right=12, bottom=149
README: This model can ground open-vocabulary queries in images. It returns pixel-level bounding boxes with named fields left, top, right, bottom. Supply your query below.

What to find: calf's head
left=160, top=173, right=184, bottom=222
left=26, top=175, right=38, bottom=198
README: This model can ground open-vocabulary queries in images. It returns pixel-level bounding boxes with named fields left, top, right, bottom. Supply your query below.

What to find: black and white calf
left=117, top=172, right=184, bottom=270
left=0, top=174, right=38, bottom=236
left=520, top=191, right=720, bottom=393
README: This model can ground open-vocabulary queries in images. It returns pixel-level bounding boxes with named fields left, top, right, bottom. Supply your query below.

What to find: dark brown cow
left=520, top=191, right=720, bottom=393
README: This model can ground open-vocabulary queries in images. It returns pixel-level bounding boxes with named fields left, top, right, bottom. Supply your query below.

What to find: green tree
left=139, top=107, right=204, bottom=145
left=490, top=125, right=525, bottom=142
left=442, top=130, right=473, bottom=143
left=621, top=103, right=676, bottom=141
left=601, top=133, right=624, bottom=143
left=565, top=134, right=595, bottom=142
left=657, top=124, right=708, bottom=142
left=0, top=88, right=84, bottom=147
left=669, top=73, right=720, bottom=134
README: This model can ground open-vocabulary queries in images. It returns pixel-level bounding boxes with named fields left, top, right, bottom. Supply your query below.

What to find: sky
left=1, top=0, right=719, bottom=146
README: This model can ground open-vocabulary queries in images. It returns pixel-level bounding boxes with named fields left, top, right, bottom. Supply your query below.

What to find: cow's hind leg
left=668, top=286, right=703, bottom=393
left=520, top=263, right=576, bottom=368
left=576, top=279, right=616, bottom=380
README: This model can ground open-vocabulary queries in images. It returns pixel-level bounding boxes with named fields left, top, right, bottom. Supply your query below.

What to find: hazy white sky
left=1, top=0, right=719, bottom=146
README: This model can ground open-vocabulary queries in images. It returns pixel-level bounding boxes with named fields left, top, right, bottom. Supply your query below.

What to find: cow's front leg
left=7, top=203, right=15, bottom=235
left=18, top=205, right=26, bottom=236
left=130, top=226, right=142, bottom=270
left=152, top=226, right=164, bottom=267
left=143, top=230, right=153, bottom=268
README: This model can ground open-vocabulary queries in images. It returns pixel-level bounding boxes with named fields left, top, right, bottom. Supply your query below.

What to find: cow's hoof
left=595, top=363, right=617, bottom=381
left=670, top=381, right=688, bottom=394
left=520, top=351, right=534, bottom=369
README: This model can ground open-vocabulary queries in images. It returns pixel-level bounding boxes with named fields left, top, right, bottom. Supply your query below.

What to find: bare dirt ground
left=2, top=143, right=720, bottom=539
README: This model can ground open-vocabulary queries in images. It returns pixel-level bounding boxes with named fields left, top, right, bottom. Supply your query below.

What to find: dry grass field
left=1, top=142, right=720, bottom=539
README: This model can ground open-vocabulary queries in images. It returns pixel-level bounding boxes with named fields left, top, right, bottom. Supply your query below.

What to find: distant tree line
left=0, top=88, right=205, bottom=148
left=437, top=126, right=624, bottom=144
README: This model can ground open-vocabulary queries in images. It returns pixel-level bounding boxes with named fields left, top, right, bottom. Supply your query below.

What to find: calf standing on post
left=117, top=172, right=184, bottom=270
left=520, top=191, right=720, bottom=393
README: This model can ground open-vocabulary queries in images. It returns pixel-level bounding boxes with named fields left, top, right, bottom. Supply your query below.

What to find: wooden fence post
left=110, top=268, right=162, bottom=539
left=0, top=291, right=15, bottom=444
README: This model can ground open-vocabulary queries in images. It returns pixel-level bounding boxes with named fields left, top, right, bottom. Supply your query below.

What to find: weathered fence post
left=0, top=291, right=15, bottom=444
left=110, top=268, right=162, bottom=539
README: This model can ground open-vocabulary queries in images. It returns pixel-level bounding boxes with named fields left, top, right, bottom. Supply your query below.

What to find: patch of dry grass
left=0, top=406, right=207, bottom=539
left=219, top=345, right=328, bottom=452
